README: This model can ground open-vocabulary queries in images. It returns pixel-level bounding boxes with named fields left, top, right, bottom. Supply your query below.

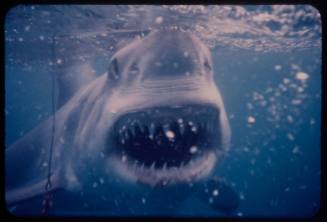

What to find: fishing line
left=40, top=29, right=148, bottom=214
left=42, top=34, right=57, bottom=215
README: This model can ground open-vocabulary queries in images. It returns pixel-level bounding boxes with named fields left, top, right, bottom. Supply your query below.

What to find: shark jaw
left=106, top=104, right=222, bottom=186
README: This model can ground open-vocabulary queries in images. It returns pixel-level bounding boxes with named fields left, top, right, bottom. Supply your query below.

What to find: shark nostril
left=204, top=60, right=212, bottom=73
left=108, top=58, right=120, bottom=80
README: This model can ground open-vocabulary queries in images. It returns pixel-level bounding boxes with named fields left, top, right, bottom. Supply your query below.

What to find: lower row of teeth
left=121, top=153, right=216, bottom=185
left=120, top=152, right=205, bottom=171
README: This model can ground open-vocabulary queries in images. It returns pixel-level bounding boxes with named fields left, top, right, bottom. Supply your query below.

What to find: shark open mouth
left=107, top=104, right=221, bottom=185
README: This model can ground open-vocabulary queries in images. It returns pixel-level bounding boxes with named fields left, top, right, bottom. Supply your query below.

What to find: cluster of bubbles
left=239, top=62, right=314, bottom=162
left=247, top=66, right=310, bottom=127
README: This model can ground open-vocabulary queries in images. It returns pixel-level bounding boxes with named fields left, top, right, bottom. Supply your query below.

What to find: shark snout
left=108, top=30, right=214, bottom=85
left=137, top=32, right=213, bottom=80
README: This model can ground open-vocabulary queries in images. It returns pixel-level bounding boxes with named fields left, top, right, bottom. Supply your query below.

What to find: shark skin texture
left=6, top=29, right=238, bottom=216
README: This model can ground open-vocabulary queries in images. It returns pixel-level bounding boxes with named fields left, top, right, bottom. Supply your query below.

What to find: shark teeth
left=113, top=105, right=220, bottom=143
left=110, top=105, right=221, bottom=175
left=117, top=119, right=208, bottom=143
left=163, top=162, right=167, bottom=170
left=111, top=152, right=217, bottom=186
left=150, top=162, right=155, bottom=170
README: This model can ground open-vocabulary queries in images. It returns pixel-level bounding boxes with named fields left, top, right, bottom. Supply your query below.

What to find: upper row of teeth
left=118, top=118, right=214, bottom=141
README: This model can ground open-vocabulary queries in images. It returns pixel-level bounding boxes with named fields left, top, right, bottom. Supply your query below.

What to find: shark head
left=97, top=29, right=231, bottom=186
left=6, top=29, right=231, bottom=208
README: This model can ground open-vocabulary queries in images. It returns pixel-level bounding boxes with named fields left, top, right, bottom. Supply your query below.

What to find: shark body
left=6, top=29, right=237, bottom=215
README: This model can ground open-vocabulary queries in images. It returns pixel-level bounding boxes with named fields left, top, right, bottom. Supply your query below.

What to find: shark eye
left=108, top=58, right=120, bottom=80
left=204, top=60, right=212, bottom=73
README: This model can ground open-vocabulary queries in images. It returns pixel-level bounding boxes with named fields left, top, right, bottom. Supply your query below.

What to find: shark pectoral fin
left=5, top=169, right=63, bottom=206
left=195, top=178, right=240, bottom=214
left=5, top=117, right=64, bottom=205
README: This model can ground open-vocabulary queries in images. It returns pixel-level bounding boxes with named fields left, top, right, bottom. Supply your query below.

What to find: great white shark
left=6, top=29, right=238, bottom=215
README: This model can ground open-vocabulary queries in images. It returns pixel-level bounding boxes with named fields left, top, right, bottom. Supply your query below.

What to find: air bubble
left=295, top=72, right=309, bottom=81
left=274, top=65, right=282, bottom=71
left=189, top=146, right=198, bottom=154
left=165, top=130, right=175, bottom=139
left=212, top=189, right=219, bottom=196
left=155, top=16, right=164, bottom=24
left=247, top=116, right=256, bottom=123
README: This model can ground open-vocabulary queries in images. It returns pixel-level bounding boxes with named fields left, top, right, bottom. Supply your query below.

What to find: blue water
left=213, top=48, right=321, bottom=217
left=5, top=5, right=322, bottom=218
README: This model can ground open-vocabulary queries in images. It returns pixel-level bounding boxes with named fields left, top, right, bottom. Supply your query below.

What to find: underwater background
left=5, top=5, right=322, bottom=217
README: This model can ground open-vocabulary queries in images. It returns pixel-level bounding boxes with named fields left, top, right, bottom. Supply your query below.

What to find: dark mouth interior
left=108, top=105, right=220, bottom=169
